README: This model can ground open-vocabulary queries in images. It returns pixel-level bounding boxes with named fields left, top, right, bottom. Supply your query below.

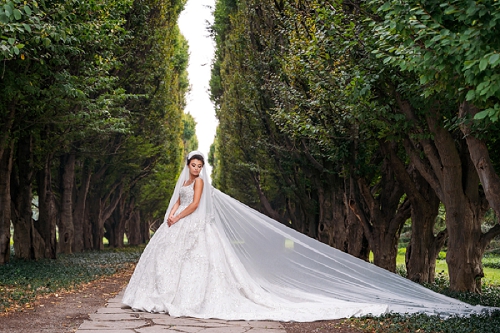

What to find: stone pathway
left=76, top=290, right=286, bottom=333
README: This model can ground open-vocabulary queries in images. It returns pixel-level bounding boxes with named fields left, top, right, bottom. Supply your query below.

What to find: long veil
left=211, top=188, right=493, bottom=317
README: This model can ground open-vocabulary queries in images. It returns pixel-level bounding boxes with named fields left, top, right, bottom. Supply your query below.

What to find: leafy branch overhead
left=371, top=0, right=500, bottom=121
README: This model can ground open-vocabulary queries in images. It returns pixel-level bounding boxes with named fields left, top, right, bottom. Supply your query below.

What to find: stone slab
left=78, top=320, right=147, bottom=330
left=76, top=288, right=286, bottom=333
left=89, top=313, right=145, bottom=321
left=75, top=331, right=135, bottom=333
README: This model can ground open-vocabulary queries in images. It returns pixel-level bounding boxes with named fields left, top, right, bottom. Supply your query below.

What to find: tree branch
left=379, top=140, right=426, bottom=205
left=403, top=138, right=444, bottom=201
left=460, top=101, right=500, bottom=219
left=301, top=139, right=324, bottom=172
left=395, top=94, right=444, bottom=184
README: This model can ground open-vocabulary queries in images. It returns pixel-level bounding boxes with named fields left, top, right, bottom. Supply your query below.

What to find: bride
left=122, top=150, right=491, bottom=321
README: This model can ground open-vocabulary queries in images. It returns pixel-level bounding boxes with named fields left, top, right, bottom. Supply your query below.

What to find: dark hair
left=187, top=154, right=204, bottom=166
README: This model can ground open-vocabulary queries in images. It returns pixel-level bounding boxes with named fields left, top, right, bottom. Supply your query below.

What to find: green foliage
left=370, top=0, right=500, bottom=122
left=483, top=255, right=500, bottom=270
left=182, top=113, right=199, bottom=156
left=210, top=0, right=500, bottom=287
left=356, top=310, right=500, bottom=333
left=1, top=0, right=189, bottom=255
left=0, top=246, right=143, bottom=312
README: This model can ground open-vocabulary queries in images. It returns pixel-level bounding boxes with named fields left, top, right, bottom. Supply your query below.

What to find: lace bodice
left=179, top=181, right=195, bottom=207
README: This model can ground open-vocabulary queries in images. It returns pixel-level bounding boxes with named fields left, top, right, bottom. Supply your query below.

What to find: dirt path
left=0, top=268, right=134, bottom=333
left=0, top=266, right=364, bottom=333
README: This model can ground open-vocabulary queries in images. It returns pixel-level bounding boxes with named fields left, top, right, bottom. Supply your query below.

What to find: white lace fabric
left=122, top=152, right=495, bottom=321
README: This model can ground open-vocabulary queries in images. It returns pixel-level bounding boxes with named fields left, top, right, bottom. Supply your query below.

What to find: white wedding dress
left=122, top=158, right=492, bottom=321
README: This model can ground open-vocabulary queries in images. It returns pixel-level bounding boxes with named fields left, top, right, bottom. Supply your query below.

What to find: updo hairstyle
left=187, top=154, right=205, bottom=166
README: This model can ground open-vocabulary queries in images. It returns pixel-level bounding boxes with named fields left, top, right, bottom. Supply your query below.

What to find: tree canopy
left=1, top=0, right=193, bottom=262
left=210, top=0, right=500, bottom=292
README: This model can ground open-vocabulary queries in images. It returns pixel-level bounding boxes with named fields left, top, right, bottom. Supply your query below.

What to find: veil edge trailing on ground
left=211, top=187, right=495, bottom=318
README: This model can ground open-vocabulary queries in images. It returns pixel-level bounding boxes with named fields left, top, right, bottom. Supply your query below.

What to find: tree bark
left=126, top=209, right=142, bottom=246
left=459, top=101, right=500, bottom=224
left=0, top=143, right=14, bottom=264
left=317, top=176, right=369, bottom=260
left=380, top=140, right=444, bottom=283
left=10, top=134, right=38, bottom=259
left=252, top=172, right=286, bottom=223
left=88, top=195, right=103, bottom=250
left=58, top=153, right=76, bottom=254
left=0, top=102, right=16, bottom=163
left=348, top=157, right=410, bottom=272
left=89, top=180, right=124, bottom=250
left=139, top=211, right=150, bottom=244
left=405, top=203, right=446, bottom=283
left=35, top=154, right=58, bottom=259
left=397, top=96, right=490, bottom=291
left=106, top=195, right=131, bottom=248
left=72, top=160, right=91, bottom=253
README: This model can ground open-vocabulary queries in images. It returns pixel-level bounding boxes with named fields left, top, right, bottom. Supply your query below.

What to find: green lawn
left=394, top=248, right=500, bottom=285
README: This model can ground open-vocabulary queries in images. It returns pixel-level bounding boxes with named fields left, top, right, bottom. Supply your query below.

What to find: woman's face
left=188, top=158, right=203, bottom=177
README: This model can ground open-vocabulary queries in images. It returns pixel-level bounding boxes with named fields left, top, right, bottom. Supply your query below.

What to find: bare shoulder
left=194, top=177, right=204, bottom=187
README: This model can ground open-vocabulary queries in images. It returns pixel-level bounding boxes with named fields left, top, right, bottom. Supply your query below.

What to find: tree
left=0, top=0, right=190, bottom=261
left=371, top=0, right=500, bottom=291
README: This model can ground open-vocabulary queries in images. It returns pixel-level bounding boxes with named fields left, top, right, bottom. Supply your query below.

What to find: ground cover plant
left=352, top=252, right=500, bottom=333
left=0, top=246, right=143, bottom=313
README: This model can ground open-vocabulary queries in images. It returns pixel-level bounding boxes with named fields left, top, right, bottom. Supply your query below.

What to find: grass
left=395, top=248, right=500, bottom=284
left=0, top=245, right=143, bottom=313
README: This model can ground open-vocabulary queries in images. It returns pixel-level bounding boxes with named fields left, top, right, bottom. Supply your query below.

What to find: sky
left=178, top=0, right=217, bottom=180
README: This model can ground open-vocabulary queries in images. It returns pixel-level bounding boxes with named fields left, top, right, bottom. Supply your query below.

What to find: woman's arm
left=167, top=178, right=204, bottom=227
left=168, top=198, right=181, bottom=219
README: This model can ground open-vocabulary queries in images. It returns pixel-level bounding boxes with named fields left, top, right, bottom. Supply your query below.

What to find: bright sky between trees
left=178, top=0, right=217, bottom=180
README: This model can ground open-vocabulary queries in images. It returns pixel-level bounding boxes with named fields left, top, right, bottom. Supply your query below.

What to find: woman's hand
left=167, top=215, right=181, bottom=227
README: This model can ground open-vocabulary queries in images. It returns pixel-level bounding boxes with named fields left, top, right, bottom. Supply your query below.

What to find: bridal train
left=122, top=151, right=493, bottom=321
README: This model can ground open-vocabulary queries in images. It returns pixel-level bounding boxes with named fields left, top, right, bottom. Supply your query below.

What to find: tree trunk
left=252, top=172, right=286, bottom=223
left=58, top=153, right=76, bottom=254
left=317, top=177, right=369, bottom=260
left=397, top=96, right=490, bottom=291
left=345, top=201, right=370, bottom=261
left=431, top=116, right=488, bottom=292
left=380, top=140, right=444, bottom=282
left=106, top=195, right=130, bottom=248
left=459, top=102, right=500, bottom=235
left=445, top=195, right=486, bottom=292
left=139, top=211, right=150, bottom=244
left=405, top=201, right=445, bottom=283
left=349, top=158, right=411, bottom=272
left=460, top=102, right=500, bottom=216
left=404, top=169, right=446, bottom=283
left=11, top=134, right=36, bottom=259
left=0, top=102, right=16, bottom=163
left=89, top=195, right=104, bottom=251
left=83, top=204, right=93, bottom=251
left=72, top=160, right=91, bottom=253
left=35, top=154, right=57, bottom=259
left=126, top=209, right=141, bottom=246
left=89, top=181, right=124, bottom=250
left=0, top=143, right=14, bottom=264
